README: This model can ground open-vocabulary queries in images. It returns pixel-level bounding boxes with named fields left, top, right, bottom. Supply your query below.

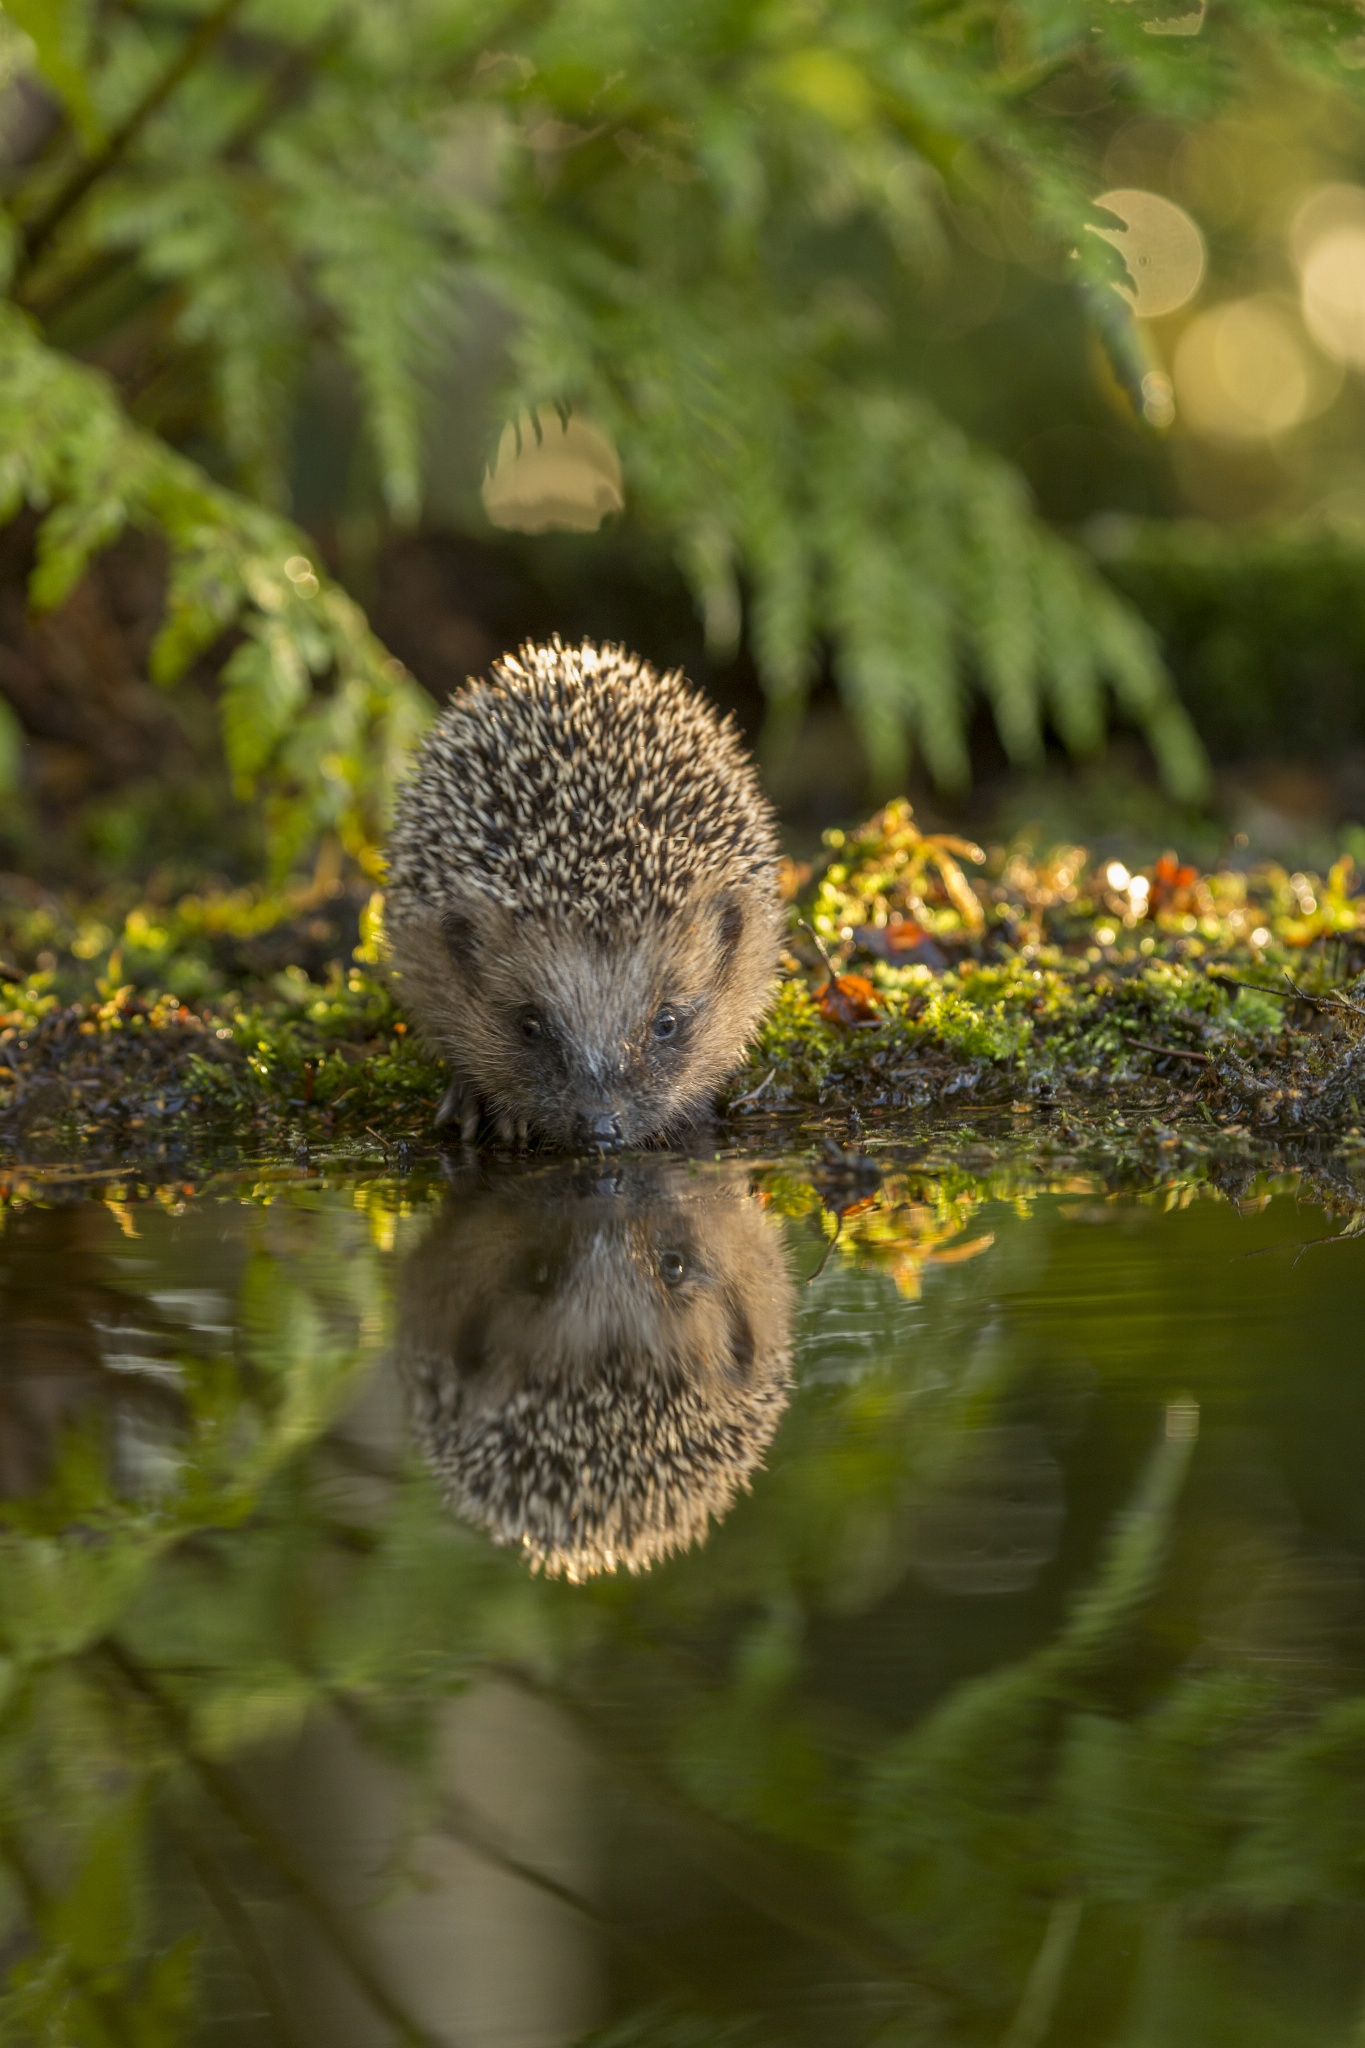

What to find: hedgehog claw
left=433, top=1076, right=465, bottom=1130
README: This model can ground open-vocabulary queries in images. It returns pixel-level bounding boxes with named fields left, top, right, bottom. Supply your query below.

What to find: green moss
left=731, top=806, right=1365, bottom=1125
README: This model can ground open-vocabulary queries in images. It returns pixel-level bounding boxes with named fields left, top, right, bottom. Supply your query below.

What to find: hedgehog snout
left=578, top=1110, right=625, bottom=1153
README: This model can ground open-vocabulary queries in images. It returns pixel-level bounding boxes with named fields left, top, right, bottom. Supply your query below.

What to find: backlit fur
left=385, top=639, right=782, bottom=1148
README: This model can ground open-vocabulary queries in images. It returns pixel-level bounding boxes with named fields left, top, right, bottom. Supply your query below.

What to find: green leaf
left=50, top=1797, right=145, bottom=1979
left=2, top=0, right=102, bottom=147
left=0, top=696, right=22, bottom=797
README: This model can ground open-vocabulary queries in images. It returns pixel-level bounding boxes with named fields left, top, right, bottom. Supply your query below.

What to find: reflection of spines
left=398, top=1167, right=794, bottom=1580
left=406, top=1346, right=790, bottom=1579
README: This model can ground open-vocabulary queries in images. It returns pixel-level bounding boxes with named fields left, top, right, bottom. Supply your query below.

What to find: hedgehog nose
left=580, top=1112, right=623, bottom=1152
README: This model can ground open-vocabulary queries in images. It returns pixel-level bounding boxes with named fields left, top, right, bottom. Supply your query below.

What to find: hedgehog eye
left=517, top=1008, right=545, bottom=1042
left=658, top=1249, right=686, bottom=1286
left=652, top=1006, right=679, bottom=1042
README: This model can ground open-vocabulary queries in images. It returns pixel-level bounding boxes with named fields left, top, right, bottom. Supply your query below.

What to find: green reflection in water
left=0, top=1145, right=1363, bottom=2047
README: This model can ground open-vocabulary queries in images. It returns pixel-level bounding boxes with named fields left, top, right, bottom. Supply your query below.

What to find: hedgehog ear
left=452, top=1310, right=490, bottom=1377
left=440, top=907, right=480, bottom=977
left=713, top=892, right=745, bottom=984
left=726, top=1296, right=756, bottom=1378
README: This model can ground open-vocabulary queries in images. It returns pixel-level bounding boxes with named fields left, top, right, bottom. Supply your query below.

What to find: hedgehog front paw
left=432, top=1075, right=482, bottom=1145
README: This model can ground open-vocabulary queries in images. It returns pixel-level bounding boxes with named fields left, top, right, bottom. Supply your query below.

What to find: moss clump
left=0, top=887, right=442, bottom=1156
left=730, top=802, right=1365, bottom=1128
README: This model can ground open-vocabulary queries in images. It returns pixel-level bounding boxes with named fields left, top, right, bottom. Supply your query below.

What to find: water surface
left=2, top=1130, right=1365, bottom=2047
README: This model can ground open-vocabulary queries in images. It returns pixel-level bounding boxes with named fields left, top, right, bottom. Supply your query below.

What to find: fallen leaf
left=817, top=972, right=882, bottom=1026
left=1146, top=851, right=1200, bottom=915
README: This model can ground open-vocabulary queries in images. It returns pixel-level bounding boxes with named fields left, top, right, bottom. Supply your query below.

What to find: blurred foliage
left=798, top=796, right=1365, bottom=956
left=1, top=1156, right=1365, bottom=2039
left=0, top=305, right=431, bottom=875
left=12, top=0, right=1365, bottom=860
left=1096, top=514, right=1365, bottom=765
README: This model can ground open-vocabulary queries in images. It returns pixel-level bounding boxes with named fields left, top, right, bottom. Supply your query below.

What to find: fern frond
left=93, top=167, right=304, bottom=505
left=498, top=248, right=1204, bottom=792
left=0, top=304, right=431, bottom=871
left=271, top=99, right=464, bottom=522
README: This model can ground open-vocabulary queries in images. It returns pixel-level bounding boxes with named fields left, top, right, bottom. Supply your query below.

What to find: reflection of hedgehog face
left=397, top=1164, right=794, bottom=1579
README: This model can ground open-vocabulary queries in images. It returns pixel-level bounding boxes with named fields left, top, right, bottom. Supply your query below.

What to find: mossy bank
left=5, top=801, right=1365, bottom=1171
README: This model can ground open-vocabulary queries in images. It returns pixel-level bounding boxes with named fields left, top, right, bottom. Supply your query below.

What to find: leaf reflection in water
left=909, top=1424, right=1066, bottom=1596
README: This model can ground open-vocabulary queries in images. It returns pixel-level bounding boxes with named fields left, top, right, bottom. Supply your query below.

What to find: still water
left=2, top=1130, right=1365, bottom=2047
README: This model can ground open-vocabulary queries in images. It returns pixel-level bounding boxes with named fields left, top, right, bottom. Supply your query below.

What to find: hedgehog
left=396, top=1161, right=795, bottom=1580
left=384, top=638, right=783, bottom=1150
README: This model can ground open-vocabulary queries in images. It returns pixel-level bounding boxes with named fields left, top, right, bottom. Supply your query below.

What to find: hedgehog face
left=397, top=1162, right=795, bottom=1577
left=391, top=875, right=780, bottom=1150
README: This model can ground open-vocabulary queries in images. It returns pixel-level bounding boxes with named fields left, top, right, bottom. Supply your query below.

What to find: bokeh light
left=1290, top=187, right=1365, bottom=371
left=1300, top=230, right=1365, bottom=367
left=1289, top=182, right=1365, bottom=267
left=1092, top=188, right=1206, bottom=318
left=1141, top=370, right=1176, bottom=429
left=1289, top=185, right=1365, bottom=369
left=482, top=408, right=624, bottom=533
left=1173, top=295, right=1337, bottom=440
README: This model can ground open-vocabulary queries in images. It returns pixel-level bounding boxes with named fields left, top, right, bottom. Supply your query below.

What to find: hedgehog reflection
left=397, top=1163, right=794, bottom=1580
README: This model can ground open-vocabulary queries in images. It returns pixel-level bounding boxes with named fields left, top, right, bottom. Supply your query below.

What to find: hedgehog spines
left=386, top=637, right=779, bottom=934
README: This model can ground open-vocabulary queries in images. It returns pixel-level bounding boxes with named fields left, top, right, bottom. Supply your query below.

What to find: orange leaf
left=1146, top=850, right=1200, bottom=915
left=817, top=972, right=881, bottom=1026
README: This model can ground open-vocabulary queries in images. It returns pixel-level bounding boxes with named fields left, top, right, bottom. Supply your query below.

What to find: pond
left=2, top=1120, right=1365, bottom=2048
